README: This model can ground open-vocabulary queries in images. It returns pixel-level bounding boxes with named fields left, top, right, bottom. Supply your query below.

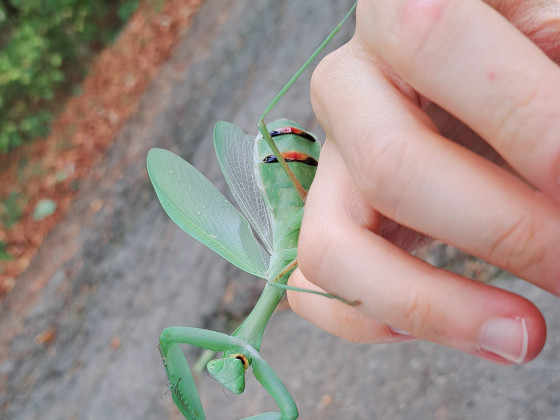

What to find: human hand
left=288, top=0, right=560, bottom=364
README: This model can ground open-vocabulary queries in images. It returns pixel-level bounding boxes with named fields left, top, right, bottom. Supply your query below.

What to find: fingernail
left=479, top=317, right=528, bottom=364
left=389, top=326, right=415, bottom=337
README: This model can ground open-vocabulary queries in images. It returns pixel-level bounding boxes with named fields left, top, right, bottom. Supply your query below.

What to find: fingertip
left=474, top=298, right=547, bottom=365
left=514, top=302, right=547, bottom=363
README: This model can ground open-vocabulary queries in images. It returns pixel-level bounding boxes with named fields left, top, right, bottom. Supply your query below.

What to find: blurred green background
left=0, top=0, right=140, bottom=153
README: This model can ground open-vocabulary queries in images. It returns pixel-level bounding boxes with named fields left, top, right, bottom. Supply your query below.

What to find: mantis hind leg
left=268, top=258, right=361, bottom=306
left=267, top=281, right=360, bottom=306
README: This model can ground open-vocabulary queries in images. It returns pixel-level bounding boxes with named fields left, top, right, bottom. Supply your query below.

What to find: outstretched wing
left=147, top=148, right=269, bottom=278
left=213, top=121, right=274, bottom=254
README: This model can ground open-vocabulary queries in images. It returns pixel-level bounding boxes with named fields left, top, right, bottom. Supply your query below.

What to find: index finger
left=356, top=0, right=560, bottom=203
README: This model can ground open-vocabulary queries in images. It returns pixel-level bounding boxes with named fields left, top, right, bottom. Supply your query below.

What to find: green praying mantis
left=147, top=3, right=358, bottom=419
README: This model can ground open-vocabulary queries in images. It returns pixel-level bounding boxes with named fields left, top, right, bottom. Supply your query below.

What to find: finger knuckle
left=400, top=288, right=434, bottom=337
left=310, top=50, right=337, bottom=96
left=359, top=0, right=454, bottom=72
left=356, top=131, right=418, bottom=217
left=310, top=48, right=349, bottom=130
left=297, top=216, right=338, bottom=289
left=487, top=214, right=546, bottom=274
left=490, top=75, right=550, bottom=154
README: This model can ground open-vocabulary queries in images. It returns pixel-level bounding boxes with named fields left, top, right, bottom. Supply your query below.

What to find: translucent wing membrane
left=214, top=121, right=274, bottom=253
left=147, top=148, right=269, bottom=278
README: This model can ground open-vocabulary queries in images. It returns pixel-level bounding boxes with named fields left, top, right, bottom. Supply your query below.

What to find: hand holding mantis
left=290, top=0, right=560, bottom=364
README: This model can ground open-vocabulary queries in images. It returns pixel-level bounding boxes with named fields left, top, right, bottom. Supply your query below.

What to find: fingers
left=297, top=0, right=559, bottom=364
left=311, top=43, right=560, bottom=295
left=292, top=141, right=546, bottom=364
left=355, top=0, right=560, bottom=204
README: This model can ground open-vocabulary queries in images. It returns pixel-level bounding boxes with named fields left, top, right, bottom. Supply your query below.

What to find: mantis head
left=206, top=353, right=249, bottom=394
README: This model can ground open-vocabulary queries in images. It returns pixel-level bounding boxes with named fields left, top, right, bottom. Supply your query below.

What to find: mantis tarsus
left=147, top=3, right=357, bottom=419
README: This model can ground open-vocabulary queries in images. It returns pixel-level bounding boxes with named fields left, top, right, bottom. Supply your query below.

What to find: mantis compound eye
left=206, top=354, right=248, bottom=394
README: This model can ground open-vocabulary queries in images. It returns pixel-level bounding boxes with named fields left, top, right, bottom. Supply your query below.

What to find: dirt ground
left=0, top=0, right=202, bottom=295
left=2, top=1, right=560, bottom=419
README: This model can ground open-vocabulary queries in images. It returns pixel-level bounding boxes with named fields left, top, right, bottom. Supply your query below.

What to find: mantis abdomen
left=256, top=119, right=320, bottom=254
left=231, top=120, right=320, bottom=353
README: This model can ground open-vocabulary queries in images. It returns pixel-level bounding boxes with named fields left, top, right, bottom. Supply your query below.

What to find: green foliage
left=0, top=241, right=11, bottom=260
left=0, top=191, right=24, bottom=228
left=118, top=1, right=140, bottom=22
left=0, top=0, right=141, bottom=153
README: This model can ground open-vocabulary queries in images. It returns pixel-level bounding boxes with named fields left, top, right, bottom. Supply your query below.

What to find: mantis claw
left=159, top=326, right=298, bottom=419
left=160, top=342, right=205, bottom=420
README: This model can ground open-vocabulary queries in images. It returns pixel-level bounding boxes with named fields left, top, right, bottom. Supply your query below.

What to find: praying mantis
left=147, top=3, right=357, bottom=419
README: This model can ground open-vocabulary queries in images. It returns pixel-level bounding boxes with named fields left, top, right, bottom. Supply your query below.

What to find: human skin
left=287, top=0, right=560, bottom=364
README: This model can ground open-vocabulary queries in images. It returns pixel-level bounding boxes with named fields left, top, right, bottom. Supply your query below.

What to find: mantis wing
left=147, top=148, right=270, bottom=278
left=214, top=121, right=274, bottom=254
